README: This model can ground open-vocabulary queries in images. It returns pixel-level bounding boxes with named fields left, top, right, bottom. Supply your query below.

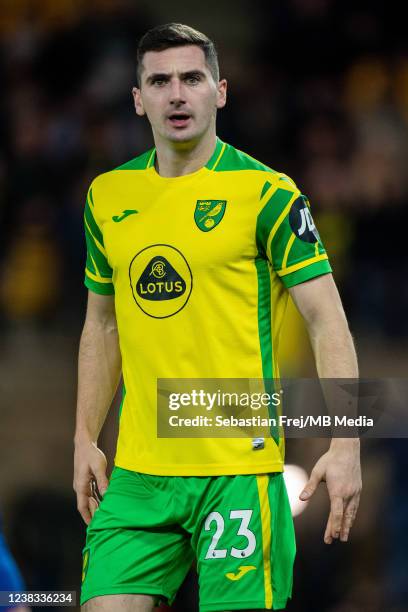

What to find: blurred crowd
left=0, top=1, right=407, bottom=611
left=0, top=0, right=407, bottom=338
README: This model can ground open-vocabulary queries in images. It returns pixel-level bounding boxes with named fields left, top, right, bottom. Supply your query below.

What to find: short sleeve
left=256, top=179, right=332, bottom=288
left=83, top=184, right=115, bottom=295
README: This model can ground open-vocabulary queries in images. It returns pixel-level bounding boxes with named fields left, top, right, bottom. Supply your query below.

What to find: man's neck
left=154, top=132, right=217, bottom=178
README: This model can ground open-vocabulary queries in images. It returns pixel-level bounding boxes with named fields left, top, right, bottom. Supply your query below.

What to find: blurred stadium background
left=0, top=0, right=407, bottom=610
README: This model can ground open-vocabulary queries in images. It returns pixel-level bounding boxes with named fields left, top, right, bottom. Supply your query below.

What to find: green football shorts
left=81, top=467, right=296, bottom=611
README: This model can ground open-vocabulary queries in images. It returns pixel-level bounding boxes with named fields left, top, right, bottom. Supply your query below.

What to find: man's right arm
left=73, top=290, right=122, bottom=524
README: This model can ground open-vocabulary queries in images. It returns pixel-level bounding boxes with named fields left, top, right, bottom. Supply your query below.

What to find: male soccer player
left=74, top=23, right=362, bottom=611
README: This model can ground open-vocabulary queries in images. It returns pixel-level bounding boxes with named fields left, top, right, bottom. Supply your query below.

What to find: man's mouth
left=167, top=113, right=191, bottom=128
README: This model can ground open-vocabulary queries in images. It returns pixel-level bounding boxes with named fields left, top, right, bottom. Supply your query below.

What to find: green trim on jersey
left=84, top=275, right=115, bottom=295
left=260, top=180, right=273, bottom=200
left=85, top=232, right=109, bottom=278
left=255, top=180, right=332, bottom=280
left=118, top=385, right=126, bottom=420
left=256, top=188, right=295, bottom=260
left=84, top=188, right=114, bottom=294
left=85, top=192, right=104, bottom=244
left=254, top=256, right=279, bottom=444
left=115, top=139, right=227, bottom=174
left=115, top=148, right=155, bottom=171
left=255, top=257, right=273, bottom=380
left=205, top=138, right=226, bottom=169
left=112, top=138, right=280, bottom=176
left=279, top=258, right=332, bottom=288
left=210, top=140, right=277, bottom=173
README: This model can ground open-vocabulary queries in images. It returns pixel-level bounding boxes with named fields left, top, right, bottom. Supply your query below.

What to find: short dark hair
left=137, top=23, right=219, bottom=86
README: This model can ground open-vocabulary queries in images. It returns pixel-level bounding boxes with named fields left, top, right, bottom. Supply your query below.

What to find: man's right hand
left=73, top=440, right=109, bottom=525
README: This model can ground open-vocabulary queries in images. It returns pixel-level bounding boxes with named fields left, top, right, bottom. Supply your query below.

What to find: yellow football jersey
left=84, top=138, right=331, bottom=475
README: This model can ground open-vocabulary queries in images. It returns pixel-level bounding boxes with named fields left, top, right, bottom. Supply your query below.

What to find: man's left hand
left=299, top=439, right=362, bottom=543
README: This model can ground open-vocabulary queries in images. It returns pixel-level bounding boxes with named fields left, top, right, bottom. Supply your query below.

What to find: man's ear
left=132, top=87, right=145, bottom=116
left=216, top=79, right=227, bottom=110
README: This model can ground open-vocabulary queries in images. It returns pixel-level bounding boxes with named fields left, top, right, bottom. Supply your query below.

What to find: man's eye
left=153, top=79, right=166, bottom=86
left=186, top=76, right=200, bottom=85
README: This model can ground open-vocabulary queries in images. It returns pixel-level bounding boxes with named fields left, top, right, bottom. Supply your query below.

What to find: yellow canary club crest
left=225, top=565, right=257, bottom=581
left=194, top=200, right=227, bottom=232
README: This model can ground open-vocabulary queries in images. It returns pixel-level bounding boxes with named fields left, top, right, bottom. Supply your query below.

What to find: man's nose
left=169, top=78, right=186, bottom=104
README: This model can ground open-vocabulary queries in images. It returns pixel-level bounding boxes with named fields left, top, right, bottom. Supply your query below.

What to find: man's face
left=133, top=45, right=227, bottom=145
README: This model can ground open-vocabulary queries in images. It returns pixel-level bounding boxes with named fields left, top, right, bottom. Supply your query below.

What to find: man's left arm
left=289, top=273, right=362, bottom=544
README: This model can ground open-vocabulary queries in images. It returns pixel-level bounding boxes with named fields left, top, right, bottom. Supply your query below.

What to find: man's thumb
left=95, top=471, right=109, bottom=496
left=299, top=470, right=320, bottom=501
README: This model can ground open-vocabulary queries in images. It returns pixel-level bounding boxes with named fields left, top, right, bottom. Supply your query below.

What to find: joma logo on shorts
left=225, top=565, right=256, bottom=581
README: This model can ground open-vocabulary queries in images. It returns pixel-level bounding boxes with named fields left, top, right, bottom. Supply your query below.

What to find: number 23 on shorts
left=195, top=474, right=296, bottom=611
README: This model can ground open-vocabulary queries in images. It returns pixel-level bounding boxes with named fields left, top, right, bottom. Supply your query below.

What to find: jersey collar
left=145, top=137, right=227, bottom=176
left=205, top=137, right=226, bottom=170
